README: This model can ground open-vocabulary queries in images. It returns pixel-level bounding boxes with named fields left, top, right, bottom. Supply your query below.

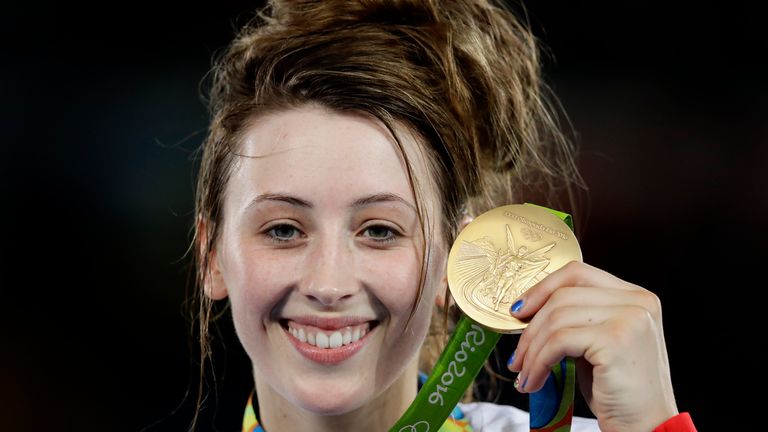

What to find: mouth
left=280, top=318, right=380, bottom=364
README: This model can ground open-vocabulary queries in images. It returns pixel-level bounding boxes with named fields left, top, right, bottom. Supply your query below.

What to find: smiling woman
left=190, top=1, right=695, bottom=431
left=204, top=107, right=443, bottom=422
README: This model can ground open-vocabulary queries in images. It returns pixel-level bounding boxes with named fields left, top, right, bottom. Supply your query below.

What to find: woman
left=191, top=1, right=695, bottom=430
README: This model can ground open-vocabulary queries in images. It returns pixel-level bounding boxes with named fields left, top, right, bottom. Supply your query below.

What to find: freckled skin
left=206, top=106, right=448, bottom=431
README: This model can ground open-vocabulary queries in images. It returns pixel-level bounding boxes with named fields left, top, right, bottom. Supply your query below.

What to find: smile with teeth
left=287, top=321, right=370, bottom=349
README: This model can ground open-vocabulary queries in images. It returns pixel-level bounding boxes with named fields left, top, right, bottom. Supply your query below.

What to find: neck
left=256, top=360, right=418, bottom=432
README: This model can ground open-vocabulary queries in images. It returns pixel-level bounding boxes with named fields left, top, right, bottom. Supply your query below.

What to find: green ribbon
left=389, top=315, right=501, bottom=432
left=389, top=205, right=576, bottom=432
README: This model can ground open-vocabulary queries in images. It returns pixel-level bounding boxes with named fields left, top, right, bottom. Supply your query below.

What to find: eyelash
left=361, top=224, right=400, bottom=244
left=261, top=223, right=401, bottom=245
left=264, top=223, right=303, bottom=244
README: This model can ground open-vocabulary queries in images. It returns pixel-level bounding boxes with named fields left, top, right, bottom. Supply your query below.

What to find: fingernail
left=510, top=299, right=524, bottom=313
left=514, top=374, right=528, bottom=393
left=507, top=351, right=516, bottom=370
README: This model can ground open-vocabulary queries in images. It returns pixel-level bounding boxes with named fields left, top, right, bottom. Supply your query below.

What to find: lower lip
left=284, top=326, right=374, bottom=365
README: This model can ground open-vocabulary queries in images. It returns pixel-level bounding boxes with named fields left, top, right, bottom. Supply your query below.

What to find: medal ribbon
left=389, top=205, right=576, bottom=432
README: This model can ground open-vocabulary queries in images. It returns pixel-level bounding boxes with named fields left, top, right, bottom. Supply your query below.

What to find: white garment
left=458, top=402, right=600, bottom=432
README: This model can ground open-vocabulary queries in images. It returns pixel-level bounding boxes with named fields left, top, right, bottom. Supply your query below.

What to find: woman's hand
left=506, top=261, right=679, bottom=432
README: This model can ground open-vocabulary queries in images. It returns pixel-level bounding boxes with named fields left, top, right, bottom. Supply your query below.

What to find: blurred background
left=2, top=1, right=765, bottom=430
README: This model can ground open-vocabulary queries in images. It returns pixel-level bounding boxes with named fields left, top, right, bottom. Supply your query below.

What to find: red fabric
left=653, top=412, right=696, bottom=432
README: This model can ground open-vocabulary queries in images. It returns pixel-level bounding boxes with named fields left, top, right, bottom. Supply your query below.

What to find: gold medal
left=447, top=204, right=582, bottom=333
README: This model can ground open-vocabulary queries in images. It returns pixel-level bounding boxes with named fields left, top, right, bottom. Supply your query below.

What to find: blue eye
left=363, top=225, right=398, bottom=243
left=266, top=224, right=300, bottom=243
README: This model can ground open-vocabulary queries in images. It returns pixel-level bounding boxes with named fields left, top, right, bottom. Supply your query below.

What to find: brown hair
left=189, top=0, right=582, bottom=428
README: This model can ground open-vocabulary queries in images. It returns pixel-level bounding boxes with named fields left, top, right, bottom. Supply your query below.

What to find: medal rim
left=446, top=203, right=582, bottom=334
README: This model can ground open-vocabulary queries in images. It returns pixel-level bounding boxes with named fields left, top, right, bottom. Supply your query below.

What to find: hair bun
left=207, top=0, right=581, bottom=231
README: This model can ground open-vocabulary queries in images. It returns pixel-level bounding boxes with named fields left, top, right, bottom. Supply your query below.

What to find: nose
left=300, top=234, right=359, bottom=306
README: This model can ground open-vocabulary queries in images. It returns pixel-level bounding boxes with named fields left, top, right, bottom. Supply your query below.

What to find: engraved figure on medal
left=455, top=225, right=555, bottom=317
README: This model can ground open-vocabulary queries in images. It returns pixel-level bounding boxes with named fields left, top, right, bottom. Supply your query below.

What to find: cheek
left=228, top=250, right=283, bottom=298
left=361, top=247, right=422, bottom=315
left=363, top=242, right=447, bottom=332
left=225, top=250, right=298, bottom=337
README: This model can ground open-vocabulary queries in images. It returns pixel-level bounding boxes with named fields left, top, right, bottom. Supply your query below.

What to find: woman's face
left=208, top=105, right=447, bottom=414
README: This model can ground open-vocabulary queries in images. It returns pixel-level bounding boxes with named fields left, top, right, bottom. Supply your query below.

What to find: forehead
left=224, top=105, right=438, bottom=214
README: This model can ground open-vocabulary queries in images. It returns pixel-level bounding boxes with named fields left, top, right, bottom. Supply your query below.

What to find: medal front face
left=447, top=204, right=582, bottom=333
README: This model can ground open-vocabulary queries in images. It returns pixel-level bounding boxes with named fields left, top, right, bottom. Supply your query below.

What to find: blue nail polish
left=507, top=352, right=516, bottom=368
left=522, top=377, right=529, bottom=390
left=510, top=299, right=524, bottom=313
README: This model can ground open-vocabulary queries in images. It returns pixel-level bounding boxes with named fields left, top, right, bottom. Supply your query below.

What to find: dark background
left=2, top=1, right=765, bottom=430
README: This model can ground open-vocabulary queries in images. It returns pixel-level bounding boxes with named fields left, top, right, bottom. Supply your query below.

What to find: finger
left=515, top=323, right=607, bottom=393
left=511, top=287, right=653, bottom=371
left=509, top=261, right=640, bottom=320
left=517, top=305, right=651, bottom=393
left=510, top=304, right=614, bottom=373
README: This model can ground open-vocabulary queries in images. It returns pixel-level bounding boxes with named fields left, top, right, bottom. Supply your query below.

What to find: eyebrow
left=351, top=193, right=416, bottom=213
left=245, top=193, right=313, bottom=211
left=244, top=192, right=416, bottom=213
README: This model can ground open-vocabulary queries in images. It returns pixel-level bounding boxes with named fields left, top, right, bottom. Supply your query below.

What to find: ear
left=198, top=215, right=229, bottom=300
left=435, top=214, right=474, bottom=308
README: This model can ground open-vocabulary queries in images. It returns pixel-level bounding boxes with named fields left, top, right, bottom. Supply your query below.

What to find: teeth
left=316, top=332, right=329, bottom=348
left=287, top=322, right=371, bottom=349
left=329, top=332, right=342, bottom=348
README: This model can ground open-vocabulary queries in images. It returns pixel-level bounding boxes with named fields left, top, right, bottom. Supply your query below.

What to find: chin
left=289, top=378, right=374, bottom=415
